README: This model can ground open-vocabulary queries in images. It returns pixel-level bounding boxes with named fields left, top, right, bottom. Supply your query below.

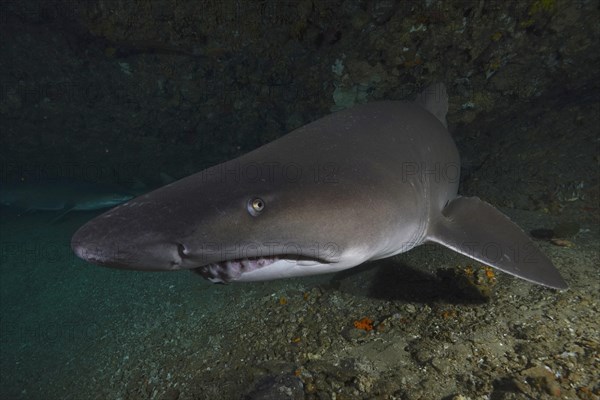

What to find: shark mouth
left=193, top=255, right=324, bottom=283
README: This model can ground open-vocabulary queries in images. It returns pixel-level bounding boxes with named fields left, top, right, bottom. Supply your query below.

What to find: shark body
left=71, top=84, right=567, bottom=289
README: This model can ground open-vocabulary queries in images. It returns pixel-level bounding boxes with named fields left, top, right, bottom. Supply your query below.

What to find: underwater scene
left=1, top=1, right=598, bottom=399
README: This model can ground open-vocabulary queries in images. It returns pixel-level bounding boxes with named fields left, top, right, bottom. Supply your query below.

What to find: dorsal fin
left=415, top=82, right=448, bottom=128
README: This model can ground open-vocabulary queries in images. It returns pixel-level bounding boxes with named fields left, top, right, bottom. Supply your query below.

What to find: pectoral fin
left=428, top=196, right=568, bottom=289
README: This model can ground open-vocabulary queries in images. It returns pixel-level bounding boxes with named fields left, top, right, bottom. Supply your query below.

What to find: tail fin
left=428, top=196, right=567, bottom=289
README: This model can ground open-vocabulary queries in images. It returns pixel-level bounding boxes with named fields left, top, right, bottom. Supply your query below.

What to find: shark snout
left=71, top=237, right=119, bottom=267
left=71, top=222, right=184, bottom=271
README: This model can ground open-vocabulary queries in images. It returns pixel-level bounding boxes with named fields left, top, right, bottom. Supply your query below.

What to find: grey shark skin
left=71, top=83, right=567, bottom=289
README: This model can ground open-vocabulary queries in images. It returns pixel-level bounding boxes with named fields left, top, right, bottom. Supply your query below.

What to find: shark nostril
left=177, top=243, right=189, bottom=257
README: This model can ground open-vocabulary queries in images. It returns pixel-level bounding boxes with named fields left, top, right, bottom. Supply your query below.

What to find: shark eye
left=247, top=197, right=265, bottom=216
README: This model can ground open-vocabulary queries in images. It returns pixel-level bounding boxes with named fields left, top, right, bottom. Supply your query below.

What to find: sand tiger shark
left=71, top=83, right=567, bottom=289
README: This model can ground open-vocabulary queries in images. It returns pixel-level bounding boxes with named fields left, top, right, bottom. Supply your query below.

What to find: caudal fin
left=428, top=196, right=568, bottom=289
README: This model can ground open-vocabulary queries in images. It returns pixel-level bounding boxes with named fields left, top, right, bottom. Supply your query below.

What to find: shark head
left=71, top=157, right=398, bottom=283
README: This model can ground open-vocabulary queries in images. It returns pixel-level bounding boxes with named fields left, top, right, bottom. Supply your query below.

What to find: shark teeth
left=194, top=256, right=280, bottom=283
left=194, top=255, right=324, bottom=283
